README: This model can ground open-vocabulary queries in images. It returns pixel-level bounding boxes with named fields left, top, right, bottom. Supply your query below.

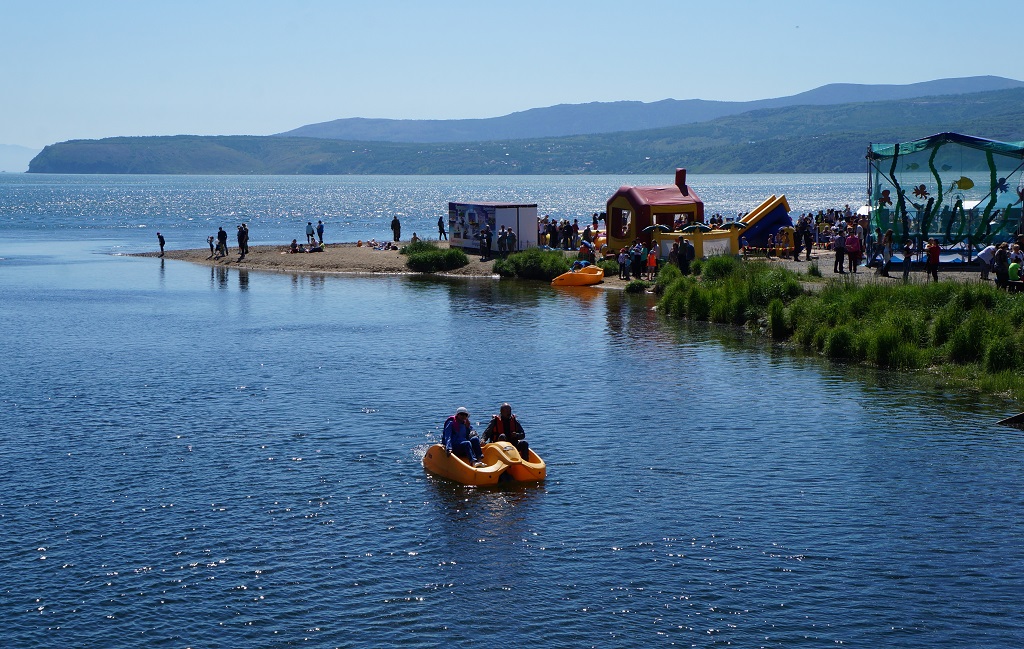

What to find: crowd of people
left=466, top=223, right=521, bottom=260
left=356, top=238, right=398, bottom=250
left=287, top=238, right=324, bottom=253
left=538, top=213, right=603, bottom=250
left=441, top=403, right=529, bottom=467
left=186, top=207, right=1024, bottom=291
left=205, top=224, right=250, bottom=260
left=284, top=220, right=326, bottom=253
left=977, top=241, right=1024, bottom=288
left=611, top=237, right=695, bottom=281
left=748, top=204, right=1024, bottom=287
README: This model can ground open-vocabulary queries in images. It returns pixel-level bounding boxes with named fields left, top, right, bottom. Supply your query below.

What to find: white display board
left=448, top=202, right=538, bottom=252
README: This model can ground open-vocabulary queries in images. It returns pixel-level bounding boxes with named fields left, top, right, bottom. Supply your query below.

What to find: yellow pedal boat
left=551, top=265, right=603, bottom=286
left=422, top=442, right=546, bottom=486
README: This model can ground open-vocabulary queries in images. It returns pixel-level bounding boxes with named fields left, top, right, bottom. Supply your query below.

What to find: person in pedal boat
left=482, top=403, right=528, bottom=459
left=443, top=407, right=485, bottom=467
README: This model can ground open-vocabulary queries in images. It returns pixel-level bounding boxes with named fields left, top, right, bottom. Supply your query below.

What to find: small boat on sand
left=551, top=265, right=603, bottom=286
left=422, top=442, right=546, bottom=486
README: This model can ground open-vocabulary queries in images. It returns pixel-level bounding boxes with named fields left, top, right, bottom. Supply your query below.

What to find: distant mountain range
left=27, top=76, right=1024, bottom=175
left=275, top=76, right=1024, bottom=142
left=0, top=144, right=41, bottom=173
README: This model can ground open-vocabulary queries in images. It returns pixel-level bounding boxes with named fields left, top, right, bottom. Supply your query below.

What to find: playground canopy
left=867, top=132, right=1024, bottom=255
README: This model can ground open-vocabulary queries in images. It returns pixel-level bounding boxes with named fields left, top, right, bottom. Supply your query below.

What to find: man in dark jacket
left=482, top=403, right=528, bottom=459
left=217, top=227, right=228, bottom=257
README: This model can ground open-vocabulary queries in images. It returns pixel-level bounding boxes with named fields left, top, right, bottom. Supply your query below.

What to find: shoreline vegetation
left=144, top=241, right=1022, bottom=404
left=657, top=256, right=1024, bottom=405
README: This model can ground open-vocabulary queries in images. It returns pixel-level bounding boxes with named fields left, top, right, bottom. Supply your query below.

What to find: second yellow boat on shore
left=551, top=265, right=603, bottom=286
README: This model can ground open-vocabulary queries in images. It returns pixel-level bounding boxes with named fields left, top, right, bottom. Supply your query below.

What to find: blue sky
left=2, top=0, right=1020, bottom=148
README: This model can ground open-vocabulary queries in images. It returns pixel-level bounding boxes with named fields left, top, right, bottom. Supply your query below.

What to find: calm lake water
left=1, top=175, right=1022, bottom=648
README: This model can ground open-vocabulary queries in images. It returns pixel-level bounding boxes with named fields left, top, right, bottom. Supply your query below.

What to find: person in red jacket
left=482, top=403, right=529, bottom=459
left=925, top=238, right=940, bottom=282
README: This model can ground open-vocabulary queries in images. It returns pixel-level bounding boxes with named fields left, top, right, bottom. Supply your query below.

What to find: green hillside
left=29, top=88, right=1024, bottom=175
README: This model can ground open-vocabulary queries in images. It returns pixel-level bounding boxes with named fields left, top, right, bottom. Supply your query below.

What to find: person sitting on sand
left=308, top=241, right=323, bottom=252
left=289, top=239, right=299, bottom=253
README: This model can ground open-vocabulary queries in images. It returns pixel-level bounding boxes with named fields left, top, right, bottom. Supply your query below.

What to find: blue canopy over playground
left=867, top=133, right=1024, bottom=259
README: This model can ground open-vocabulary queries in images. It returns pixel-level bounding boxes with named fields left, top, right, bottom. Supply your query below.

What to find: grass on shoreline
left=493, top=248, right=570, bottom=280
left=400, top=241, right=469, bottom=272
left=659, top=255, right=1024, bottom=403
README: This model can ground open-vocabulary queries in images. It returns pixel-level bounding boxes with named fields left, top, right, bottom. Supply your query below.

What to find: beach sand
left=141, top=241, right=498, bottom=277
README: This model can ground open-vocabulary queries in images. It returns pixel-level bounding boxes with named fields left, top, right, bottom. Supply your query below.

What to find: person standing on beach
left=924, top=238, right=940, bottom=282
left=845, top=229, right=861, bottom=274
left=437, top=216, right=447, bottom=240
left=391, top=216, right=401, bottom=242
left=236, top=225, right=247, bottom=259
left=877, top=229, right=893, bottom=277
left=802, top=218, right=814, bottom=261
left=868, top=227, right=883, bottom=267
left=217, top=227, right=228, bottom=257
left=833, top=229, right=846, bottom=273
left=207, top=235, right=216, bottom=258
left=157, top=232, right=165, bottom=257
left=241, top=224, right=249, bottom=255
left=497, top=225, right=507, bottom=256
left=977, top=243, right=996, bottom=280
left=479, top=225, right=492, bottom=260
left=646, top=245, right=658, bottom=280
left=994, top=242, right=1010, bottom=288
left=681, top=237, right=695, bottom=275
left=305, top=222, right=315, bottom=244
left=316, top=220, right=324, bottom=244
left=902, top=238, right=914, bottom=281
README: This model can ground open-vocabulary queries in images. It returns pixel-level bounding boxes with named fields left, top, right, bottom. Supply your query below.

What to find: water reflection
left=550, top=285, right=602, bottom=302
left=209, top=264, right=229, bottom=289
left=289, top=273, right=327, bottom=291
left=426, top=478, right=542, bottom=550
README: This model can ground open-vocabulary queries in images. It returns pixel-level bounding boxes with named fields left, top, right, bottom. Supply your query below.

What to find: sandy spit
left=136, top=241, right=499, bottom=277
